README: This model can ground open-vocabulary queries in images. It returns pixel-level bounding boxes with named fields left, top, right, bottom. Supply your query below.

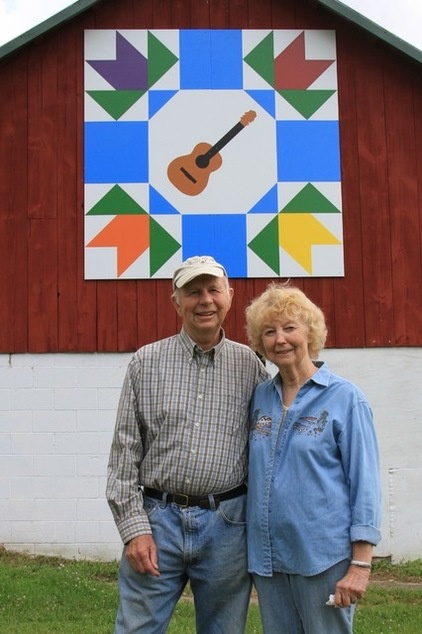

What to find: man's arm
left=106, top=360, right=151, bottom=543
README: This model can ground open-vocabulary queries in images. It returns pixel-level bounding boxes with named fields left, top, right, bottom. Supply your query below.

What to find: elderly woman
left=245, top=283, right=381, bottom=634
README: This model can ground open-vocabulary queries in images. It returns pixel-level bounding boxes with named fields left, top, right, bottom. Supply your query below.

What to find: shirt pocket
left=214, top=393, right=249, bottom=436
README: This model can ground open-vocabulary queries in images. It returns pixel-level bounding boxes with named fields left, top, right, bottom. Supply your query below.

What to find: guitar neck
left=205, top=121, right=245, bottom=160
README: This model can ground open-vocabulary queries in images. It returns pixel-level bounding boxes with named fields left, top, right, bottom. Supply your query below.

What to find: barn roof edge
left=0, top=0, right=420, bottom=64
left=0, top=0, right=102, bottom=59
left=317, top=0, right=422, bottom=64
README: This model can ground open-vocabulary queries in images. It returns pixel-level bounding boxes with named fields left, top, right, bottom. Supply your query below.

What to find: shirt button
left=191, top=449, right=196, bottom=454
left=185, top=478, right=191, bottom=485
left=198, top=394, right=203, bottom=399
left=194, top=422, right=200, bottom=427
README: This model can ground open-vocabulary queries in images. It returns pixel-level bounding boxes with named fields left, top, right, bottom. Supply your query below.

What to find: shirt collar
left=311, top=361, right=330, bottom=386
left=271, top=360, right=329, bottom=387
left=179, top=327, right=226, bottom=359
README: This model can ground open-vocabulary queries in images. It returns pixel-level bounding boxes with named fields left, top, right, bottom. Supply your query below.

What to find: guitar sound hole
left=195, top=154, right=210, bottom=169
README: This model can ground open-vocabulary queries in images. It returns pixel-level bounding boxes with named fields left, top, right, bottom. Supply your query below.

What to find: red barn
left=0, top=0, right=421, bottom=562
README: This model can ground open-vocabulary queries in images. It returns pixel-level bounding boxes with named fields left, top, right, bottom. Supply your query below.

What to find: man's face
left=172, top=274, right=233, bottom=346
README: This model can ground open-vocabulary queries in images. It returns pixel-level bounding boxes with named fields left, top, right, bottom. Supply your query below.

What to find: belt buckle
left=174, top=493, right=189, bottom=507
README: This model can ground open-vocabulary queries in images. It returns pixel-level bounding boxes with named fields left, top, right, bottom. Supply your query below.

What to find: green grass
left=353, top=559, right=422, bottom=633
left=0, top=548, right=421, bottom=633
left=0, top=550, right=117, bottom=633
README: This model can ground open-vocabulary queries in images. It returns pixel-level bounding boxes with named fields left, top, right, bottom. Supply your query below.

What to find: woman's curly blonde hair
left=245, top=282, right=327, bottom=360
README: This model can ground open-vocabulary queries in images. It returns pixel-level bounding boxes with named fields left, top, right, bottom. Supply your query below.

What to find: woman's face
left=261, top=316, right=311, bottom=371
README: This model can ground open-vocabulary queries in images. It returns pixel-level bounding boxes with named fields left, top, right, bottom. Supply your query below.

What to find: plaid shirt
left=106, top=328, right=269, bottom=543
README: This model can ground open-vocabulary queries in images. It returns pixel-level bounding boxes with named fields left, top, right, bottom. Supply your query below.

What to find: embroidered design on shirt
left=293, top=410, right=329, bottom=436
left=251, top=410, right=272, bottom=437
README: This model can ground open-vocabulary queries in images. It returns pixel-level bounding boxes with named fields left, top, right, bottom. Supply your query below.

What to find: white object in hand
left=326, top=594, right=336, bottom=607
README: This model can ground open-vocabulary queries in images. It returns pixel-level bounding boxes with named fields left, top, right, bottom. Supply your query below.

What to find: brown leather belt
left=144, top=484, right=247, bottom=509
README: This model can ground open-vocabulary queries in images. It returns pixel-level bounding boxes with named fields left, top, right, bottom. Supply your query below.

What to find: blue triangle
left=246, top=90, right=275, bottom=118
left=149, top=90, right=178, bottom=117
left=149, top=186, right=180, bottom=215
left=248, top=185, right=278, bottom=214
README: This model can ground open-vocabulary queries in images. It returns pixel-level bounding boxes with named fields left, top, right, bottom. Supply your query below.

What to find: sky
left=0, top=0, right=421, bottom=50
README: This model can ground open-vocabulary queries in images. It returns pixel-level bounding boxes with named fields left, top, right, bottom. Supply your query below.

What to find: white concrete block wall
left=0, top=353, right=132, bottom=561
left=0, top=349, right=421, bottom=562
left=316, top=348, right=422, bottom=563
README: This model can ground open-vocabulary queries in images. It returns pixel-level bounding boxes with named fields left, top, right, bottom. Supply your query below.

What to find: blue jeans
left=114, top=493, right=251, bottom=634
left=253, top=559, right=355, bottom=634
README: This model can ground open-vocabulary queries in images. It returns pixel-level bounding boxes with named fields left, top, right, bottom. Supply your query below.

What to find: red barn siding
left=0, top=0, right=421, bottom=353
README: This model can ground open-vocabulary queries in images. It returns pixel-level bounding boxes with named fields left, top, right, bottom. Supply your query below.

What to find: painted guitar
left=167, top=110, right=257, bottom=196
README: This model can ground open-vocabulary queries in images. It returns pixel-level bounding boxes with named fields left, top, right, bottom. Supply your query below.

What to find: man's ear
left=171, top=294, right=182, bottom=316
left=228, top=286, right=234, bottom=307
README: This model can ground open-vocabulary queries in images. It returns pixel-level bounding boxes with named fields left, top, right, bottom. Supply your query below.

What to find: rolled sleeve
left=350, top=523, right=382, bottom=546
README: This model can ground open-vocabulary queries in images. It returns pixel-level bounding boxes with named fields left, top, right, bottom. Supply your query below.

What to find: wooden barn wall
left=0, top=0, right=421, bottom=353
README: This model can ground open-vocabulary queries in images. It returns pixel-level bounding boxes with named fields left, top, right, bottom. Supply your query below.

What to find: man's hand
left=125, top=534, right=160, bottom=576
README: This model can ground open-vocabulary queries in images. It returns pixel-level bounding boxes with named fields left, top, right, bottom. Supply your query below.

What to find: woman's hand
left=334, top=565, right=371, bottom=607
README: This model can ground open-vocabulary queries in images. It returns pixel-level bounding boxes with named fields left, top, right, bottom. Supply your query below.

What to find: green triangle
left=244, top=31, right=274, bottom=88
left=87, top=90, right=145, bottom=120
left=278, top=90, right=336, bottom=119
left=87, top=185, right=147, bottom=216
left=248, top=216, right=279, bottom=274
left=148, top=31, right=178, bottom=88
left=281, top=183, right=340, bottom=214
left=149, top=217, right=181, bottom=276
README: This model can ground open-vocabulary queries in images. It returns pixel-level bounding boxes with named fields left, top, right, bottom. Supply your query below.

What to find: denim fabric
left=253, top=559, right=355, bottom=634
left=114, top=494, right=251, bottom=634
left=248, top=363, right=381, bottom=576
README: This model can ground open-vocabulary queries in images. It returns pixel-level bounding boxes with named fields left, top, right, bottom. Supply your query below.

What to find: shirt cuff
left=350, top=524, right=381, bottom=546
left=117, top=512, right=152, bottom=544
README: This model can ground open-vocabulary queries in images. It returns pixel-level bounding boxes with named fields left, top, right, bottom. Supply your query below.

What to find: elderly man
left=107, top=255, right=268, bottom=634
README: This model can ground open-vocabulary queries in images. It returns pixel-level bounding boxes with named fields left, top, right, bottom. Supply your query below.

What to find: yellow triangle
left=278, top=214, right=341, bottom=274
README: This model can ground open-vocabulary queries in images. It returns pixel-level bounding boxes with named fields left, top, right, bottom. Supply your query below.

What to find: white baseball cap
left=172, top=255, right=228, bottom=289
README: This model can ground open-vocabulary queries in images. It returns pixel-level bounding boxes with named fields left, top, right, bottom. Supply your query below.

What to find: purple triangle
left=87, top=32, right=148, bottom=90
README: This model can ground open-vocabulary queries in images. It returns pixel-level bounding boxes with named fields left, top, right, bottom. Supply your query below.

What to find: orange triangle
left=88, top=215, right=149, bottom=276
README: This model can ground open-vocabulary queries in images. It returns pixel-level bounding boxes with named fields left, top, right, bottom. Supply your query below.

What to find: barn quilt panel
left=84, top=29, right=343, bottom=279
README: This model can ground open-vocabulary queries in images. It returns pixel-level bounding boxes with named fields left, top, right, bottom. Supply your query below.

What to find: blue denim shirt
left=247, top=362, right=381, bottom=577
